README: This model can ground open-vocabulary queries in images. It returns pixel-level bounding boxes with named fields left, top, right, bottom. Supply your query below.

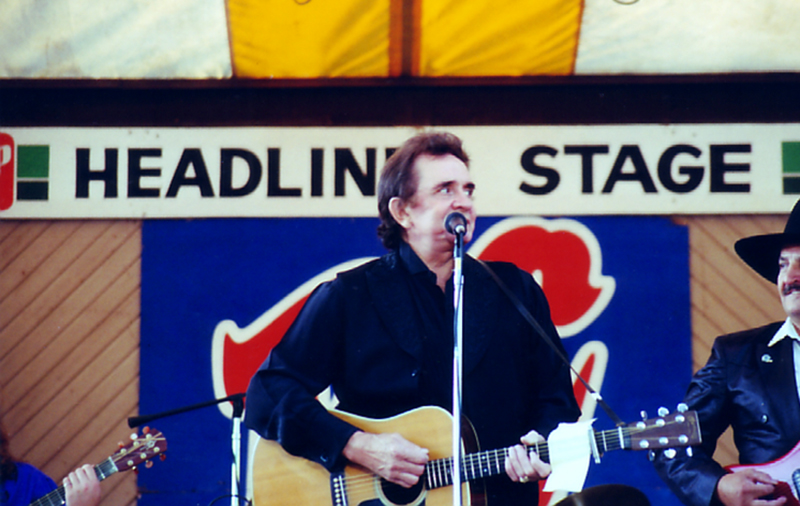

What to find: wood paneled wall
left=0, top=214, right=790, bottom=503
left=0, top=220, right=141, bottom=506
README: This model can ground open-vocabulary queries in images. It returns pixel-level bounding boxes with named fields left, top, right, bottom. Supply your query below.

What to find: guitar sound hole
left=379, top=479, right=425, bottom=506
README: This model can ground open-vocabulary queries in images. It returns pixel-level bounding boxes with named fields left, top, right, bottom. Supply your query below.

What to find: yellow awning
left=228, top=0, right=583, bottom=78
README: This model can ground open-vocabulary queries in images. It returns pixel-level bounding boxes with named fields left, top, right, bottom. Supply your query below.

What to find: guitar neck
left=423, top=426, right=630, bottom=490
left=28, top=458, right=117, bottom=506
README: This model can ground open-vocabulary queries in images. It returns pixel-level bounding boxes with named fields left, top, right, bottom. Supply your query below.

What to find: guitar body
left=728, top=441, right=800, bottom=506
left=252, top=406, right=474, bottom=506
left=251, top=405, right=699, bottom=506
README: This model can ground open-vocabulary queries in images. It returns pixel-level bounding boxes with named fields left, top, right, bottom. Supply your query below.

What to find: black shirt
left=398, top=241, right=454, bottom=410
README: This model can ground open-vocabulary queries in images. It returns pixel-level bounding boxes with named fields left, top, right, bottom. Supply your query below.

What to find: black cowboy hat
left=734, top=199, right=800, bottom=283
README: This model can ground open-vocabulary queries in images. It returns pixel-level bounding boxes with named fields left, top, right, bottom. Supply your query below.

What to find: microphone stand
left=128, top=393, right=247, bottom=506
left=451, top=229, right=465, bottom=506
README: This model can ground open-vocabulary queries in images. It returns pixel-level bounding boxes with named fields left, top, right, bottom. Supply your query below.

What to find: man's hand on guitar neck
left=64, top=464, right=101, bottom=506
left=505, top=430, right=550, bottom=484
left=716, top=469, right=787, bottom=506
left=343, top=431, right=429, bottom=488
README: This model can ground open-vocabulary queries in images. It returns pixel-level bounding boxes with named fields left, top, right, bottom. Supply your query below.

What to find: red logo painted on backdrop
left=211, top=218, right=615, bottom=420
left=0, top=133, right=15, bottom=211
left=468, top=217, right=615, bottom=337
left=211, top=258, right=374, bottom=412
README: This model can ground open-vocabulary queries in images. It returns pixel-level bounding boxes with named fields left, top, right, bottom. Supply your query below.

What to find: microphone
left=444, top=212, right=467, bottom=235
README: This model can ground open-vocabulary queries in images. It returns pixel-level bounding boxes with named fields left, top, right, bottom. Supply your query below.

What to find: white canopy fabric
left=576, top=0, right=800, bottom=74
left=2, top=0, right=799, bottom=79
left=0, top=0, right=231, bottom=78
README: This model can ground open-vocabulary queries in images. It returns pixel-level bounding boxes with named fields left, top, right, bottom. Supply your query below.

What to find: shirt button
left=761, top=414, right=769, bottom=423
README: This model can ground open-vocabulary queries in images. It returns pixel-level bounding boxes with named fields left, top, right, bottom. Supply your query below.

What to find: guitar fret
left=424, top=465, right=431, bottom=489
left=427, top=447, right=517, bottom=490
left=426, top=460, right=433, bottom=489
left=599, top=428, right=622, bottom=452
left=427, top=459, right=438, bottom=488
left=446, top=457, right=453, bottom=484
left=528, top=441, right=550, bottom=465
left=36, top=484, right=65, bottom=506
left=447, top=459, right=454, bottom=485
left=437, top=458, right=446, bottom=487
left=96, top=458, right=115, bottom=480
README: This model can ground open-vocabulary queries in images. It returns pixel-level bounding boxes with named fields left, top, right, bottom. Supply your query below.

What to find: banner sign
left=139, top=215, right=690, bottom=506
left=3, top=124, right=800, bottom=218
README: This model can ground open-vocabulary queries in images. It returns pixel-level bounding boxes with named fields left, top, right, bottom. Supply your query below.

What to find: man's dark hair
left=377, top=131, right=469, bottom=249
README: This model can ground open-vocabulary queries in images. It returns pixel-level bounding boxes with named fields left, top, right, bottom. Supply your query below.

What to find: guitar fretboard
left=28, top=458, right=117, bottom=506
left=423, top=426, right=631, bottom=490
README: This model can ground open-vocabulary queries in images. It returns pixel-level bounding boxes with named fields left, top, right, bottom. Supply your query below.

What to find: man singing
left=245, top=131, right=580, bottom=505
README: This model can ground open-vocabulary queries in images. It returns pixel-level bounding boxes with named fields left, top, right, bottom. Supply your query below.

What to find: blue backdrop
left=139, top=215, right=691, bottom=506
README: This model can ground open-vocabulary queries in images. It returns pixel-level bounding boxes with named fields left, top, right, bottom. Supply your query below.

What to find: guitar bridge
left=331, top=472, right=348, bottom=506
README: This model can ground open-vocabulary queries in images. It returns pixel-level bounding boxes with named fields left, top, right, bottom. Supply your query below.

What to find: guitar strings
left=336, top=423, right=677, bottom=497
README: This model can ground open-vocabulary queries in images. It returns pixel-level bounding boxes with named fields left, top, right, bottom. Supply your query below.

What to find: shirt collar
left=768, top=318, right=800, bottom=347
left=398, top=241, right=446, bottom=290
left=398, top=241, right=430, bottom=276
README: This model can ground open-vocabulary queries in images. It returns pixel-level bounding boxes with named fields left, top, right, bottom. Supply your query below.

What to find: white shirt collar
left=768, top=318, right=800, bottom=347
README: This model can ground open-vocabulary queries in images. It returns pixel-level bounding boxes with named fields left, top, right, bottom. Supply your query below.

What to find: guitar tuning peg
left=677, top=403, right=688, bottom=413
left=657, top=407, right=670, bottom=417
left=129, top=433, right=137, bottom=441
left=686, top=447, right=693, bottom=458
left=648, top=450, right=656, bottom=462
left=145, top=460, right=154, bottom=469
left=640, top=410, right=648, bottom=421
left=664, top=448, right=677, bottom=459
left=160, top=454, right=167, bottom=461
left=142, top=426, right=150, bottom=435
left=118, top=442, right=125, bottom=449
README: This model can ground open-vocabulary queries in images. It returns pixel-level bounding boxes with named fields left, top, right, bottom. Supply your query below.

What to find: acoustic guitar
left=28, top=427, right=167, bottom=506
left=252, top=406, right=700, bottom=506
left=728, top=440, right=800, bottom=506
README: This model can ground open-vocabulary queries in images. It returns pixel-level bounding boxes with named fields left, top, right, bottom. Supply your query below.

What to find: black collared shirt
left=398, top=241, right=454, bottom=409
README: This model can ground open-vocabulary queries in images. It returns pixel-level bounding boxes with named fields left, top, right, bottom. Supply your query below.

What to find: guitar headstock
left=112, top=427, right=167, bottom=473
left=627, top=405, right=701, bottom=451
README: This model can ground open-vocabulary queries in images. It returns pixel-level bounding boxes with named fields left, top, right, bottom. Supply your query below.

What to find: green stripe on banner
left=783, top=142, right=800, bottom=175
left=17, top=145, right=49, bottom=178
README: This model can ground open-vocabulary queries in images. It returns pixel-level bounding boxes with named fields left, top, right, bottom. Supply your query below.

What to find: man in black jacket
left=654, top=200, right=800, bottom=506
left=244, top=131, right=580, bottom=506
